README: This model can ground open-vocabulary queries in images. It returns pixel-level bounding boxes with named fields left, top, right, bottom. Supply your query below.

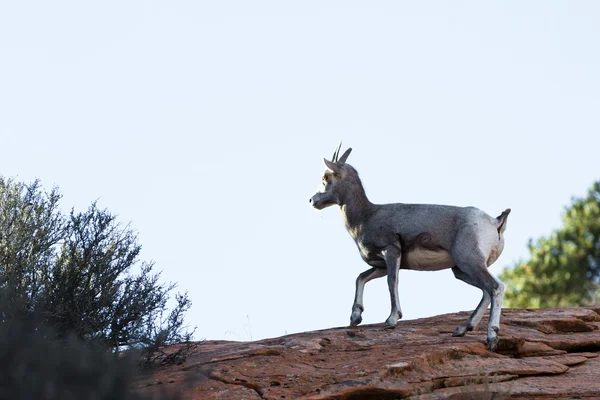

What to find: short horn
left=332, top=141, right=342, bottom=162
left=338, top=147, right=352, bottom=164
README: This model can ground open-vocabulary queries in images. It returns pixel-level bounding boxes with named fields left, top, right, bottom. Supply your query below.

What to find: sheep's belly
left=404, top=248, right=454, bottom=271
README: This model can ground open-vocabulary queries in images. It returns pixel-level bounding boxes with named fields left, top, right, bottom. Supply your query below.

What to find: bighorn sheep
left=309, top=142, right=510, bottom=350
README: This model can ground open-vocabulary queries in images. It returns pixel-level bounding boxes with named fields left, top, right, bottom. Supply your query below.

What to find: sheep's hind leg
left=452, top=233, right=504, bottom=351
left=451, top=266, right=491, bottom=337
left=455, top=263, right=503, bottom=351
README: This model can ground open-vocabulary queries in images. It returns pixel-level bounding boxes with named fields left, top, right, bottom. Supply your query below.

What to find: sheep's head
left=309, top=142, right=353, bottom=210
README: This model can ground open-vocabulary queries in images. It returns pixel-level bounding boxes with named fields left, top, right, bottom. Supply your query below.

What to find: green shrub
left=0, top=176, right=195, bottom=367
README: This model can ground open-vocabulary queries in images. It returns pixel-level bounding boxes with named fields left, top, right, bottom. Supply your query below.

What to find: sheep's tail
left=496, top=208, right=511, bottom=235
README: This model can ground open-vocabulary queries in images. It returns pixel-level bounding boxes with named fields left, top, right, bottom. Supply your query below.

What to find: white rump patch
left=404, top=248, right=454, bottom=271
left=475, top=221, right=505, bottom=267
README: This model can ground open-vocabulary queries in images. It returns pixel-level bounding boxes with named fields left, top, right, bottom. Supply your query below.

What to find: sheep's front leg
left=382, top=246, right=403, bottom=328
left=350, top=267, right=387, bottom=326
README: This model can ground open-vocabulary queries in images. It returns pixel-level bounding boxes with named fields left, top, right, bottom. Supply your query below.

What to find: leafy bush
left=0, top=177, right=195, bottom=366
left=501, top=181, right=600, bottom=307
left=0, top=292, right=181, bottom=400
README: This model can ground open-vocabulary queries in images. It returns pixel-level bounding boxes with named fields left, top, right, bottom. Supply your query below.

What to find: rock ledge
left=136, top=308, right=600, bottom=399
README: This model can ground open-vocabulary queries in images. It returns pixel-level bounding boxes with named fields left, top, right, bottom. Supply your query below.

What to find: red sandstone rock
left=134, top=308, right=600, bottom=399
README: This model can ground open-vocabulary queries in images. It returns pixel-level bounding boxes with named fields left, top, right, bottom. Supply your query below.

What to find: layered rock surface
left=136, top=308, right=600, bottom=399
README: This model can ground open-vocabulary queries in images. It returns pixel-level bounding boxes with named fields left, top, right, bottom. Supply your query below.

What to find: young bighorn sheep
left=309, top=143, right=510, bottom=350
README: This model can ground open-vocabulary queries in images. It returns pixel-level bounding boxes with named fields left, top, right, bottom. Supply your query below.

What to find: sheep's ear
left=338, top=148, right=352, bottom=164
left=323, top=158, right=340, bottom=174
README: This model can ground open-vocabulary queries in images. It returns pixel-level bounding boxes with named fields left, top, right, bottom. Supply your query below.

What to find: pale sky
left=1, top=2, right=599, bottom=342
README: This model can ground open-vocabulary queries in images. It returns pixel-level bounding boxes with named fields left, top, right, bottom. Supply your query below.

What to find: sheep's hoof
left=487, top=326, right=500, bottom=351
left=383, top=316, right=398, bottom=329
left=487, top=335, right=500, bottom=351
left=350, top=315, right=362, bottom=327
left=452, top=323, right=473, bottom=337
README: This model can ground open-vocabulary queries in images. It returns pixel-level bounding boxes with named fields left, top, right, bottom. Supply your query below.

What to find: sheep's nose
left=309, top=198, right=312, bottom=203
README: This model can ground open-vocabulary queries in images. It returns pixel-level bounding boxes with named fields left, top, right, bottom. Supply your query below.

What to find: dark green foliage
left=500, top=181, right=600, bottom=307
left=0, top=177, right=195, bottom=366
left=0, top=294, right=180, bottom=400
